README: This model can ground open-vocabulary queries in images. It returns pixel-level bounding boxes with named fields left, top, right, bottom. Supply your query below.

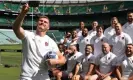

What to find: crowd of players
left=49, top=12, right=133, bottom=80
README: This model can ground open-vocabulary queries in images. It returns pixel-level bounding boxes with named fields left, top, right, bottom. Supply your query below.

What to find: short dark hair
left=125, top=44, right=133, bottom=53
left=79, top=21, right=85, bottom=27
left=115, top=23, right=122, bottom=27
left=58, top=43, right=64, bottom=47
left=71, top=29, right=77, bottom=33
left=111, top=17, right=118, bottom=21
left=96, top=25, right=104, bottom=31
left=127, top=12, right=133, bottom=15
left=86, top=44, right=94, bottom=53
left=38, top=16, right=50, bottom=21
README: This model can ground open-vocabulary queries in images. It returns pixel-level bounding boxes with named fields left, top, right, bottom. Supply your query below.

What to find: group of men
left=56, top=9, right=133, bottom=80
left=12, top=3, right=133, bottom=80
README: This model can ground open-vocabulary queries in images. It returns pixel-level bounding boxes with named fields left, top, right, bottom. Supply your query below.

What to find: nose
left=40, top=22, right=43, bottom=25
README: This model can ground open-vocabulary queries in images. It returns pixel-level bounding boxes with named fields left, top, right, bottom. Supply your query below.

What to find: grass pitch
left=0, top=44, right=22, bottom=80
left=0, top=65, right=20, bottom=80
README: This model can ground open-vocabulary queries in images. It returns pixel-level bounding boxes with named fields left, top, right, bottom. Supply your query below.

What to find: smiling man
left=109, top=23, right=132, bottom=62
left=13, top=3, right=66, bottom=80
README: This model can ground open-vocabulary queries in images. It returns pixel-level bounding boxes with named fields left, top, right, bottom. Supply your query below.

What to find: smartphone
left=28, top=1, right=40, bottom=7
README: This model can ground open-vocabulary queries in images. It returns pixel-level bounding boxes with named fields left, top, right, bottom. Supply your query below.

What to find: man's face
left=68, top=46, right=75, bottom=54
left=102, top=43, right=110, bottom=54
left=111, top=19, right=118, bottom=27
left=80, top=22, right=85, bottom=29
left=72, top=30, right=77, bottom=38
left=96, top=27, right=103, bottom=36
left=126, top=44, right=133, bottom=56
left=36, top=18, right=49, bottom=32
left=92, top=21, right=98, bottom=29
left=58, top=45, right=64, bottom=52
left=82, top=28, right=88, bottom=37
left=85, top=45, right=93, bottom=55
left=66, top=32, right=71, bottom=38
left=127, top=13, right=133, bottom=22
left=115, top=24, right=122, bottom=34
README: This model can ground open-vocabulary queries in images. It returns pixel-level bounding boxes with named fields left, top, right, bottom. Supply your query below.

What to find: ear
left=47, top=26, right=50, bottom=30
left=110, top=45, right=113, bottom=52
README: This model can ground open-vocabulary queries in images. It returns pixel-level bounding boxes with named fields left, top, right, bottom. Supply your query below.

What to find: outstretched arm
left=13, top=3, right=29, bottom=40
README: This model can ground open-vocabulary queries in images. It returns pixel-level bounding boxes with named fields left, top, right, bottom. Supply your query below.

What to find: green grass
left=0, top=65, right=20, bottom=80
left=1, top=52, right=22, bottom=66
left=0, top=45, right=22, bottom=80
left=0, top=44, right=22, bottom=49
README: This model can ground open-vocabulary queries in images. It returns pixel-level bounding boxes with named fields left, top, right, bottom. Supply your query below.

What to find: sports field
left=0, top=44, right=22, bottom=80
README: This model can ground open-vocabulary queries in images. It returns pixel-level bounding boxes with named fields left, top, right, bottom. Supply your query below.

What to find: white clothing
left=70, top=40, right=77, bottom=46
left=76, top=29, right=83, bottom=38
left=120, top=56, right=133, bottom=78
left=20, top=30, right=59, bottom=80
left=69, top=37, right=78, bottom=46
left=123, top=22, right=133, bottom=42
left=80, top=53, right=95, bottom=76
left=108, top=32, right=132, bottom=60
left=77, top=35, right=91, bottom=54
left=77, top=30, right=82, bottom=38
left=96, top=52, right=117, bottom=74
left=60, top=37, right=72, bottom=46
left=20, top=71, right=50, bottom=80
left=66, top=52, right=83, bottom=73
left=90, top=34, right=108, bottom=57
left=104, top=26, right=115, bottom=40
left=88, top=30, right=97, bottom=39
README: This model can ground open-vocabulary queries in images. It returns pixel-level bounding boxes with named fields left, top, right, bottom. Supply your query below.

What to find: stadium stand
left=0, top=1, right=133, bottom=43
left=0, top=29, right=64, bottom=44
left=0, top=1, right=133, bottom=29
left=1, top=1, right=133, bottom=14
left=0, top=29, right=21, bottom=44
left=46, top=30, right=65, bottom=43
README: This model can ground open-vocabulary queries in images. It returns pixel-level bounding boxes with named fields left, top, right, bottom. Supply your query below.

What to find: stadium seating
left=47, top=30, right=65, bottom=43
left=0, top=29, right=21, bottom=44
left=1, top=2, right=133, bottom=15
left=0, top=29, right=64, bottom=44
left=11, top=3, right=21, bottom=12
left=0, top=1, right=133, bottom=29
left=0, top=33, right=12, bottom=44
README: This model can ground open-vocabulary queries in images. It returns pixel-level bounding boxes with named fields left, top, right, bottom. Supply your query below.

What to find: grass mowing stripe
left=0, top=51, right=22, bottom=80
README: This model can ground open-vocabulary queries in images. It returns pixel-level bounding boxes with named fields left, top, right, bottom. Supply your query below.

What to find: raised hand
left=21, top=3, right=29, bottom=14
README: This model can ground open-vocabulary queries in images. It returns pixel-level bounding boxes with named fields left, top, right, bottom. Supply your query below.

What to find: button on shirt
left=95, top=52, right=117, bottom=74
